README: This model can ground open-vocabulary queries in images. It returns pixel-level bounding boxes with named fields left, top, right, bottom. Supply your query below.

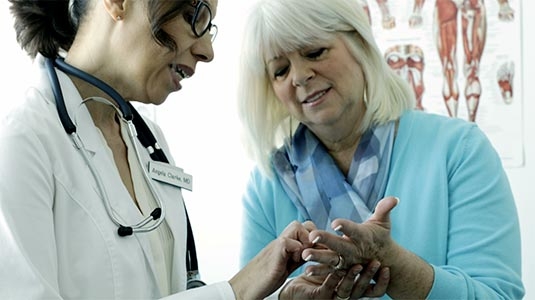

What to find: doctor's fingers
left=280, top=221, right=315, bottom=248
left=347, top=260, right=387, bottom=298
left=262, top=236, right=307, bottom=272
left=334, top=264, right=367, bottom=300
left=302, top=220, right=318, bottom=232
left=329, top=260, right=388, bottom=300
left=362, top=265, right=390, bottom=298
left=314, top=270, right=348, bottom=298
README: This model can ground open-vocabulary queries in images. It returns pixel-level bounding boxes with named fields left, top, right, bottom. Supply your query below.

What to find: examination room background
left=1, top=0, right=534, bottom=298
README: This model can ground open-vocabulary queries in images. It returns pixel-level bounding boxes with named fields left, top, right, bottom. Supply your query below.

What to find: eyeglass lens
left=194, top=3, right=211, bottom=37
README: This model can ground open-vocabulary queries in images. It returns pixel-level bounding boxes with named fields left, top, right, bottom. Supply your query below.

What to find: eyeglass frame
left=190, top=0, right=218, bottom=42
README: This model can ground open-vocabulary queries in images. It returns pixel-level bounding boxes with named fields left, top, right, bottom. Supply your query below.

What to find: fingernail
left=394, top=197, right=400, bottom=203
left=307, top=271, right=314, bottom=277
left=333, top=225, right=342, bottom=231
left=312, top=236, right=321, bottom=244
left=304, top=254, right=312, bottom=261
left=353, top=266, right=363, bottom=276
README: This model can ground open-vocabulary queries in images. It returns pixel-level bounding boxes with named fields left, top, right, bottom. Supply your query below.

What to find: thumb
left=368, top=196, right=399, bottom=224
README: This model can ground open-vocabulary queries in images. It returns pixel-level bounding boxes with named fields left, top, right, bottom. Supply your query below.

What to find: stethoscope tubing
left=46, top=57, right=164, bottom=237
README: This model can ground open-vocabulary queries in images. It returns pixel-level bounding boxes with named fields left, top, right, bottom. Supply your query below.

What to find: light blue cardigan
left=240, top=110, right=524, bottom=299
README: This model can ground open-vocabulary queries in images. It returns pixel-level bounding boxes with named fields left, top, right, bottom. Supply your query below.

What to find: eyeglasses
left=190, top=0, right=218, bottom=42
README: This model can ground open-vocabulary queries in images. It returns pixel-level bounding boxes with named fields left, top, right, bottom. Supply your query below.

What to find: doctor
left=0, top=0, right=374, bottom=299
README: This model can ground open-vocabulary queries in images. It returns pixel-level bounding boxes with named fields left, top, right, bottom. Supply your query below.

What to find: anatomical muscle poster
left=364, top=0, right=524, bottom=167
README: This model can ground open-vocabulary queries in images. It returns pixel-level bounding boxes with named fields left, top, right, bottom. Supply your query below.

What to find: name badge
left=148, top=161, right=193, bottom=191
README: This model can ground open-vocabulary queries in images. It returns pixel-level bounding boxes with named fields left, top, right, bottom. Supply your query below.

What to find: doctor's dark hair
left=8, top=0, right=189, bottom=59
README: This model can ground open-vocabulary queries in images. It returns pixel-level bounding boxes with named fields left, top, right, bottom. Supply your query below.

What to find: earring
left=116, top=15, right=122, bottom=21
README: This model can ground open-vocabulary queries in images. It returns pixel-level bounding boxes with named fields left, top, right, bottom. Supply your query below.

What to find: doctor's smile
left=169, top=63, right=194, bottom=92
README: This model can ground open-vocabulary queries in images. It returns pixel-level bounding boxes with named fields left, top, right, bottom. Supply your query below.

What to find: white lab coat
left=0, top=56, right=235, bottom=299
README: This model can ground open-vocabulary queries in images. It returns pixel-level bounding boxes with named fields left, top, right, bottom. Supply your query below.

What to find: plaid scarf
left=273, top=121, right=395, bottom=231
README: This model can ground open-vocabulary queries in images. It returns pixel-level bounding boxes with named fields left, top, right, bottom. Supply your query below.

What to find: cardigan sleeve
left=239, top=168, right=280, bottom=268
left=426, top=124, right=524, bottom=299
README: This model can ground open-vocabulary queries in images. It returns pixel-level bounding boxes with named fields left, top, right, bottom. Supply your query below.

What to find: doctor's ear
left=103, top=0, right=126, bottom=21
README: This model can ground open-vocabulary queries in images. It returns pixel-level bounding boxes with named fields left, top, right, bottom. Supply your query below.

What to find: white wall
left=1, top=0, right=533, bottom=297
left=505, top=1, right=535, bottom=297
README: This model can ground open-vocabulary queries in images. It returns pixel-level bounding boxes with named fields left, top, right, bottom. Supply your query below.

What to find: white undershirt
left=107, top=120, right=175, bottom=296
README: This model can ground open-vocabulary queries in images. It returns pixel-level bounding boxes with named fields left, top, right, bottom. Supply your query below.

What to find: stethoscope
left=45, top=57, right=204, bottom=288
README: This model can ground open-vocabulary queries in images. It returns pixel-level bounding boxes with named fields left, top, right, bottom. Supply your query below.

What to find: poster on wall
left=364, top=0, right=524, bottom=167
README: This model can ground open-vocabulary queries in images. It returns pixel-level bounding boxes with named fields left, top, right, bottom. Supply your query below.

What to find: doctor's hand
left=280, top=259, right=390, bottom=299
left=229, top=221, right=316, bottom=300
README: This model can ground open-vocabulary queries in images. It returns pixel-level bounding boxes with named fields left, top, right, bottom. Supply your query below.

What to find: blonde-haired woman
left=237, top=0, right=524, bottom=298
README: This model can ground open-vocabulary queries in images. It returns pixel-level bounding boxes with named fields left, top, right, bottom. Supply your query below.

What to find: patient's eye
left=274, top=65, right=289, bottom=78
left=306, top=48, right=327, bottom=59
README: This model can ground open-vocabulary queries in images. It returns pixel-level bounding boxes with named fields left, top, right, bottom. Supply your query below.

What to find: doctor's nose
left=191, top=33, right=215, bottom=63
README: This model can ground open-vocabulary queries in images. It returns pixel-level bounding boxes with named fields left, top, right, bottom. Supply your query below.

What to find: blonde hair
left=237, top=0, right=414, bottom=176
